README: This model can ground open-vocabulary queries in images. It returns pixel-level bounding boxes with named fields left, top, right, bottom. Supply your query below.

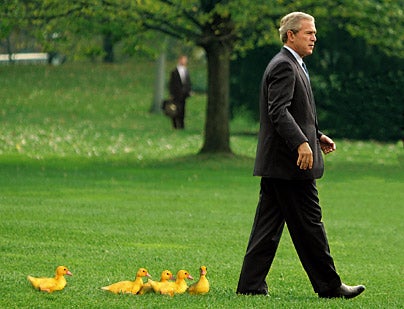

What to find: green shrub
left=230, top=31, right=404, bottom=141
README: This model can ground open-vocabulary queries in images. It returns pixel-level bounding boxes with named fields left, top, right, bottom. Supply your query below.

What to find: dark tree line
left=230, top=11, right=404, bottom=142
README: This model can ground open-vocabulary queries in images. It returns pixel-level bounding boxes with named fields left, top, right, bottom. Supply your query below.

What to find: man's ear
left=287, top=29, right=295, bottom=42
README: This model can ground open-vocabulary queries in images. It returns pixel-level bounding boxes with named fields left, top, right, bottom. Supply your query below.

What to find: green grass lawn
left=0, top=62, right=403, bottom=308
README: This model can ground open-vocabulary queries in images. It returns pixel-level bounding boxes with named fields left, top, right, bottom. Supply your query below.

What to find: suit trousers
left=172, top=98, right=186, bottom=129
left=237, top=177, right=342, bottom=295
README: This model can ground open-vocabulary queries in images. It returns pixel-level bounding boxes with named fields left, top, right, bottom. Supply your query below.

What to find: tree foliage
left=285, top=0, right=404, bottom=58
left=0, top=1, right=31, bottom=53
left=231, top=0, right=404, bottom=141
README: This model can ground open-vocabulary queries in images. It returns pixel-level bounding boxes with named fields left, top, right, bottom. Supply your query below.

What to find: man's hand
left=297, top=142, right=313, bottom=170
left=319, top=135, right=336, bottom=154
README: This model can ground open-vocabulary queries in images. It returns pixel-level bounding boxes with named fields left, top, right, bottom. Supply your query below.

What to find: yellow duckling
left=160, top=269, right=193, bottom=296
left=27, top=265, right=72, bottom=293
left=140, top=270, right=174, bottom=294
left=101, top=267, right=151, bottom=294
left=188, top=266, right=209, bottom=295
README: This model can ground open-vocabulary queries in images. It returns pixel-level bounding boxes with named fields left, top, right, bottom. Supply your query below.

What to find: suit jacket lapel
left=281, top=48, right=318, bottom=125
left=281, top=48, right=312, bottom=96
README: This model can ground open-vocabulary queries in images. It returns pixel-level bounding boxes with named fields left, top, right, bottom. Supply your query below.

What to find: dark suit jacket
left=169, top=68, right=191, bottom=102
left=254, top=47, right=324, bottom=180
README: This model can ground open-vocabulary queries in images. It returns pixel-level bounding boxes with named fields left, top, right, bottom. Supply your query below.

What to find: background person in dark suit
left=169, top=55, right=192, bottom=129
left=236, top=12, right=365, bottom=299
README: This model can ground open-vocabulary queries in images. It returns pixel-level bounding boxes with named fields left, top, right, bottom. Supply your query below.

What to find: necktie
left=302, top=62, right=310, bottom=81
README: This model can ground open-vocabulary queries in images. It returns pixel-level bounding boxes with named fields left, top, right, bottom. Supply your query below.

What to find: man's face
left=179, top=56, right=188, bottom=66
left=287, top=19, right=317, bottom=58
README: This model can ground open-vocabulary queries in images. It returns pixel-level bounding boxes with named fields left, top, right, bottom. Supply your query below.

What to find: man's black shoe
left=236, top=290, right=268, bottom=296
left=319, top=283, right=365, bottom=299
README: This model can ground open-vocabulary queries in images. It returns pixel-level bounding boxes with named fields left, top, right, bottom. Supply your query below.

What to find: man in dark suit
left=236, top=12, right=365, bottom=299
left=169, top=55, right=192, bottom=129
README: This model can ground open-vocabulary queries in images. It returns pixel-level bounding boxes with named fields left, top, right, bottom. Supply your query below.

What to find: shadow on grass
left=0, top=153, right=255, bottom=182
left=0, top=152, right=402, bottom=183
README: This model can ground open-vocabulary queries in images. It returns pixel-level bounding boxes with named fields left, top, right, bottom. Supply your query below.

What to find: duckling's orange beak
left=146, top=273, right=152, bottom=278
left=66, top=271, right=73, bottom=276
left=187, top=274, right=194, bottom=280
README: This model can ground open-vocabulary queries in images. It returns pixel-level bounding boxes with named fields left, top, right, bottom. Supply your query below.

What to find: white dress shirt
left=177, top=65, right=187, bottom=84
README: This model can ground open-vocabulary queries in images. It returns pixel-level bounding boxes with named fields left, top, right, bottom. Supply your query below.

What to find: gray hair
left=279, top=12, right=315, bottom=43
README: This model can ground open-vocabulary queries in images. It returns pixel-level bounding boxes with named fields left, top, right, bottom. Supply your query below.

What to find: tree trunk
left=200, top=42, right=232, bottom=154
left=103, top=32, right=114, bottom=63
left=6, top=36, right=13, bottom=64
left=150, top=51, right=166, bottom=114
